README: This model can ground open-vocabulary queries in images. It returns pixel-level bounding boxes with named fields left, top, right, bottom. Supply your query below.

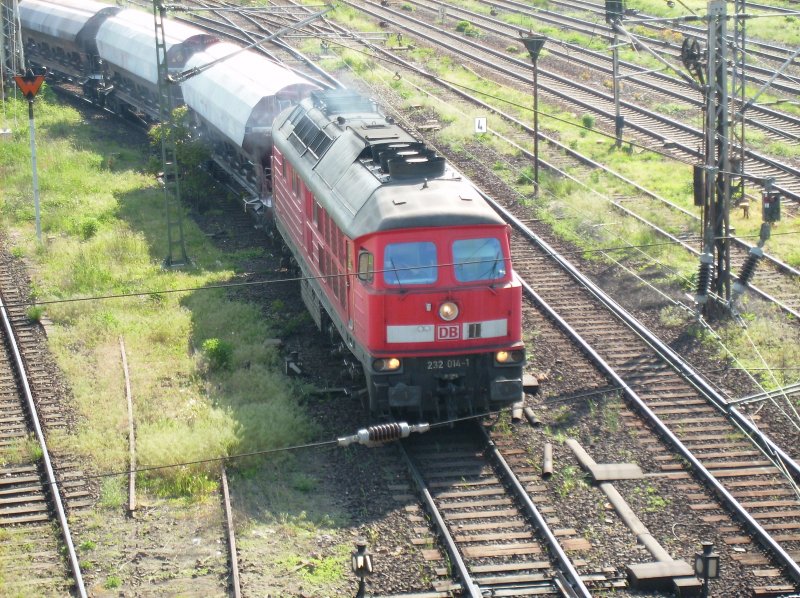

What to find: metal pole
left=612, top=29, right=622, bottom=147
left=27, top=98, right=41, bottom=243
left=533, top=57, right=539, bottom=195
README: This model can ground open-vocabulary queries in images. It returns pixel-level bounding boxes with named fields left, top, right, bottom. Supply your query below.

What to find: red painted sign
left=13, top=74, right=45, bottom=99
left=437, top=325, right=460, bottom=340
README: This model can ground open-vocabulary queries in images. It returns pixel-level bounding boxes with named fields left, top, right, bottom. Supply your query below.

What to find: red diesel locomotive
left=271, top=89, right=525, bottom=417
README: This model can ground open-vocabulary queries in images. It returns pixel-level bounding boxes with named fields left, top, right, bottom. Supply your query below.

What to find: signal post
left=13, top=70, right=45, bottom=243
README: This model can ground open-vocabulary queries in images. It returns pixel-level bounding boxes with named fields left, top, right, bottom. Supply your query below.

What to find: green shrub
left=581, top=114, right=596, bottom=130
left=104, top=576, right=122, bottom=589
left=516, top=166, right=534, bottom=185
left=26, top=305, right=44, bottom=323
left=80, top=217, right=99, bottom=240
left=202, top=337, right=233, bottom=371
left=455, top=20, right=480, bottom=36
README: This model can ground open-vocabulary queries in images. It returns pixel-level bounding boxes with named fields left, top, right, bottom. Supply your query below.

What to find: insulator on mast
left=694, top=252, right=713, bottom=305
left=338, top=422, right=430, bottom=447
left=731, top=246, right=762, bottom=305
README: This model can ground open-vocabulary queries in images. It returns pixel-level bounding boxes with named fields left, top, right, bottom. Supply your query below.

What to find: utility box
left=762, top=190, right=781, bottom=223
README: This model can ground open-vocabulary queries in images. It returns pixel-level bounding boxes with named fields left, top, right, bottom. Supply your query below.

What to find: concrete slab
left=673, top=576, right=703, bottom=597
left=591, top=463, right=644, bottom=481
left=627, top=561, right=695, bottom=590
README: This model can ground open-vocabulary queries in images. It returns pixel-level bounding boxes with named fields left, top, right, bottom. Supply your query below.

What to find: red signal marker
left=13, top=74, right=45, bottom=100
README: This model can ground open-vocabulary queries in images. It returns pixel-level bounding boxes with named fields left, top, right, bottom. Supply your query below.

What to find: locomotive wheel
left=362, top=371, right=381, bottom=416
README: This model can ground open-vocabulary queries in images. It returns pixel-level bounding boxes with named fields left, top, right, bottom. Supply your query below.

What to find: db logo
left=437, top=325, right=460, bottom=340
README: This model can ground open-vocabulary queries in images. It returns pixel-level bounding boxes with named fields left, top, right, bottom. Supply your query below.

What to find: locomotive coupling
left=337, top=422, right=431, bottom=447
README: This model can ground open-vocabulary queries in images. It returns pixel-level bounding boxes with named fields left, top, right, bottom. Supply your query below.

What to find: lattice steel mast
left=696, top=0, right=731, bottom=310
left=153, top=1, right=188, bottom=268
left=730, top=0, right=746, bottom=209
left=1, top=0, right=24, bottom=75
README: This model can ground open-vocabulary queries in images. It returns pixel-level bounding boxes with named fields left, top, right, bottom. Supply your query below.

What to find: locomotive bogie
left=367, top=351, right=525, bottom=413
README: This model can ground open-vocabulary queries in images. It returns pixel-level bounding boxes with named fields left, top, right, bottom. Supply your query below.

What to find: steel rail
left=412, top=0, right=800, bottom=144
left=478, top=189, right=800, bottom=584
left=346, top=0, right=800, bottom=201
left=212, top=0, right=344, bottom=89
left=478, top=425, right=589, bottom=598
left=0, top=294, right=87, bottom=598
left=528, top=0, right=800, bottom=87
left=397, top=441, right=483, bottom=598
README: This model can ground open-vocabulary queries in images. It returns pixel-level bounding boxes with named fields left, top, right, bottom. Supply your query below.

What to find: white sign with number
left=475, top=117, right=487, bottom=133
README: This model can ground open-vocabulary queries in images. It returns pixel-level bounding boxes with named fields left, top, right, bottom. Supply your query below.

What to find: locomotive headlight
left=439, top=301, right=459, bottom=321
left=496, top=350, right=524, bottom=364
left=373, top=357, right=401, bottom=372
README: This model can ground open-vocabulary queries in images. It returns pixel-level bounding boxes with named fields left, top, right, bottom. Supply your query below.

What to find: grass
left=0, top=88, right=316, bottom=498
left=556, top=464, right=587, bottom=498
left=0, top=435, right=42, bottom=467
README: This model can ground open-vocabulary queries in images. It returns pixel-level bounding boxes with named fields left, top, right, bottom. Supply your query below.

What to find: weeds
left=455, top=20, right=481, bottom=37
left=556, top=464, right=587, bottom=498
left=201, top=337, right=233, bottom=371
left=104, top=576, right=122, bottom=589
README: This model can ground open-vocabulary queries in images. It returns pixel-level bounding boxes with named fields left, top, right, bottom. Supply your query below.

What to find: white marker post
left=13, top=71, right=45, bottom=244
left=475, top=117, right=487, bottom=134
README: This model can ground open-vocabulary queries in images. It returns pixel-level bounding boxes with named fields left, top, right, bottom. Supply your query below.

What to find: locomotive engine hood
left=273, top=89, right=505, bottom=241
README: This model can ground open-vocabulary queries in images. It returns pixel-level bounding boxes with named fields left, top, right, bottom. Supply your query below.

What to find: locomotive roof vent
left=387, top=155, right=446, bottom=179
left=375, top=143, right=446, bottom=180
left=379, top=148, right=436, bottom=172
left=371, top=142, right=426, bottom=166
left=311, top=89, right=376, bottom=116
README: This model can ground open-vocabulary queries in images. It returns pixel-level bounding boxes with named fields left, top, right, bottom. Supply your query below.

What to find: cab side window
left=357, top=251, right=374, bottom=283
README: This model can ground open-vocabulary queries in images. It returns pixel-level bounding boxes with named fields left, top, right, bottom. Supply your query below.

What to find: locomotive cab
left=353, top=225, right=525, bottom=417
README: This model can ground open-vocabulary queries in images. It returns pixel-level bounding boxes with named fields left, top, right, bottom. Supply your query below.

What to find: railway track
left=526, top=0, right=800, bottom=92
left=23, top=3, right=800, bottom=593
left=410, top=0, right=800, bottom=146
left=343, top=0, right=800, bottom=203
left=469, top=177, right=800, bottom=593
left=0, top=257, right=88, bottom=597
left=399, top=423, right=605, bottom=596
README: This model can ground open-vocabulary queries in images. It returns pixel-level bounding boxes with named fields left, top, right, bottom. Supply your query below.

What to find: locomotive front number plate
left=426, top=358, right=470, bottom=370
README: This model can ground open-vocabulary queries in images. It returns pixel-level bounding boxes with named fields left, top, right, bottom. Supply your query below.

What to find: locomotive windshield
left=384, top=241, right=437, bottom=285
left=453, top=238, right=506, bottom=282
